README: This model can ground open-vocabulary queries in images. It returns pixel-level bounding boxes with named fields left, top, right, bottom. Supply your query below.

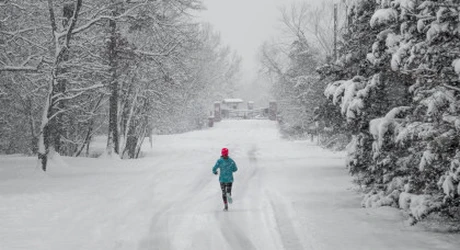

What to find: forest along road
left=136, top=120, right=460, bottom=250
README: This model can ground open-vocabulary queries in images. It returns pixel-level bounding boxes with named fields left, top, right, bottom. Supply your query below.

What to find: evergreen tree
left=321, top=0, right=460, bottom=224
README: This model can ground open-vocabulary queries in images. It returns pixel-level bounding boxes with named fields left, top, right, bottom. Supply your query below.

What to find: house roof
left=223, top=98, right=243, bottom=103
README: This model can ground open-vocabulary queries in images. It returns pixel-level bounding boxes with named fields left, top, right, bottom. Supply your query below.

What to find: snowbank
left=362, top=189, right=439, bottom=226
left=362, top=190, right=400, bottom=208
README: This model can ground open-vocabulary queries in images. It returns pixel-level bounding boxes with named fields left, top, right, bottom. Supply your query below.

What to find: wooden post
left=208, top=116, right=214, bottom=127
left=269, top=101, right=277, bottom=121
left=247, top=101, right=254, bottom=110
left=214, top=102, right=221, bottom=122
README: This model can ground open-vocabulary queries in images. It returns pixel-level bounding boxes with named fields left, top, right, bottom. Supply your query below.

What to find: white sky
left=199, top=0, right=294, bottom=73
left=198, top=0, right=326, bottom=74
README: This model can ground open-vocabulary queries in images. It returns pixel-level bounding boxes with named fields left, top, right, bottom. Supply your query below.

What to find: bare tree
left=279, top=1, right=336, bottom=58
left=1, top=0, right=240, bottom=168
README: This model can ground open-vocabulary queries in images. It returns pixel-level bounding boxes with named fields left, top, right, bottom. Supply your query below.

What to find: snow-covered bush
left=362, top=189, right=400, bottom=208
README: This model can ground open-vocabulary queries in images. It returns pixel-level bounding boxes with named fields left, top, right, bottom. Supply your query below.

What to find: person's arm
left=232, top=160, right=238, bottom=172
left=212, top=159, right=220, bottom=175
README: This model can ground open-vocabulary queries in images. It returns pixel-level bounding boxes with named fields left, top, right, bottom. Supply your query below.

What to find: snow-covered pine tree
left=322, top=0, right=460, bottom=224
left=323, top=0, right=410, bottom=186
left=386, top=0, right=460, bottom=223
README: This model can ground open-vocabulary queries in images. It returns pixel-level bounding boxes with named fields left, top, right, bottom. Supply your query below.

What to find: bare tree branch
left=70, top=2, right=151, bottom=36
left=0, top=2, right=26, bottom=11
left=64, top=0, right=83, bottom=48
left=66, top=83, right=104, bottom=93
left=0, top=27, right=49, bottom=37
left=0, top=57, right=44, bottom=72
left=135, top=37, right=185, bottom=58
left=443, top=84, right=460, bottom=92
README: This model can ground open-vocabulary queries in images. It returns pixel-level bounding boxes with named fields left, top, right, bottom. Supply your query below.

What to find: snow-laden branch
left=69, top=2, right=151, bottom=37
left=0, top=27, right=48, bottom=37
left=20, top=55, right=38, bottom=67
left=46, top=108, right=68, bottom=124
left=66, top=83, right=104, bottom=93
left=53, top=92, right=85, bottom=103
left=5, top=34, right=49, bottom=51
left=0, top=56, right=44, bottom=72
left=0, top=66, right=39, bottom=72
left=0, top=2, right=26, bottom=11
left=145, top=89, right=164, bottom=97
left=0, top=16, right=9, bottom=23
left=52, top=84, right=104, bottom=103
left=1, top=25, right=49, bottom=50
left=46, top=0, right=58, bottom=36
left=135, top=38, right=185, bottom=58
left=443, top=84, right=460, bottom=92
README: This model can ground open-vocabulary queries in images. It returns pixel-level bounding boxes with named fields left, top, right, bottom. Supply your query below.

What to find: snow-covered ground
left=1, top=120, right=459, bottom=250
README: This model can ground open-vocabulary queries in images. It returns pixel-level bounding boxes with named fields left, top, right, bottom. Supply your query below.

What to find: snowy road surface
left=1, top=120, right=459, bottom=250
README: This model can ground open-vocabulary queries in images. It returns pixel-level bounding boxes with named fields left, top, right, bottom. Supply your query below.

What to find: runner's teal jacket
left=212, top=156, right=238, bottom=183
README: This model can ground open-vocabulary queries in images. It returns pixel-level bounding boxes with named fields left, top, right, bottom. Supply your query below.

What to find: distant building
left=247, top=101, right=254, bottom=110
left=222, top=98, right=243, bottom=110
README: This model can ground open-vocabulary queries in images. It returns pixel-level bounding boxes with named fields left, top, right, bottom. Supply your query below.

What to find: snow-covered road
left=1, top=120, right=459, bottom=250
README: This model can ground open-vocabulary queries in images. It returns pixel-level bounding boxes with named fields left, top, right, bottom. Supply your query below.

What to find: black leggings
left=220, top=182, right=233, bottom=204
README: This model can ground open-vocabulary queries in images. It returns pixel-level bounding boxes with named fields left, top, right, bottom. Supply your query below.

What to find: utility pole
left=334, top=3, right=337, bottom=61
left=343, top=0, right=348, bottom=29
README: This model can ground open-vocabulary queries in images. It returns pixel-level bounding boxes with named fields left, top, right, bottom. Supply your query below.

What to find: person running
left=212, top=147, right=238, bottom=211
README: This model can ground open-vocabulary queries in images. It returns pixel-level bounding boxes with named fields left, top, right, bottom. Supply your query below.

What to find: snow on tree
left=370, top=8, right=398, bottom=28
left=259, top=2, right=334, bottom=142
left=452, top=58, right=460, bottom=79
left=390, top=0, right=416, bottom=22
left=390, top=41, right=413, bottom=71
left=1, top=1, right=240, bottom=168
left=325, top=75, right=377, bottom=123
left=319, top=0, right=460, bottom=224
left=426, top=21, right=449, bottom=42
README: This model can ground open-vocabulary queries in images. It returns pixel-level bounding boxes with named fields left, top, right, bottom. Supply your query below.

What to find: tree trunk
left=37, top=81, right=54, bottom=171
left=75, top=120, right=93, bottom=157
left=121, top=88, right=139, bottom=157
left=38, top=0, right=83, bottom=171
left=107, top=14, right=120, bottom=155
left=135, top=125, right=148, bottom=158
left=75, top=93, right=104, bottom=157
left=27, top=97, right=38, bottom=155
left=53, top=47, right=70, bottom=155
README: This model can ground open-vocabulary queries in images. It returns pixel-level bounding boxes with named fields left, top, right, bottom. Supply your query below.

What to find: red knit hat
left=221, top=148, right=229, bottom=156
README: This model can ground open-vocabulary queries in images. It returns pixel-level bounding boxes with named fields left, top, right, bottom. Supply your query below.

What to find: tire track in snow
left=236, top=145, right=303, bottom=250
left=138, top=155, right=217, bottom=250
left=215, top=212, right=258, bottom=250
left=234, top=144, right=259, bottom=199
left=212, top=144, right=262, bottom=250
left=267, top=191, right=310, bottom=250
left=141, top=135, right=267, bottom=249
left=248, top=144, right=258, bottom=164
left=137, top=168, right=179, bottom=250
left=137, top=202, right=174, bottom=250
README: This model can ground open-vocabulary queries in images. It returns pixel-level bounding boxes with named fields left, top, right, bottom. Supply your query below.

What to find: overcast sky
left=198, top=0, right=326, bottom=75
left=198, top=0, right=290, bottom=73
